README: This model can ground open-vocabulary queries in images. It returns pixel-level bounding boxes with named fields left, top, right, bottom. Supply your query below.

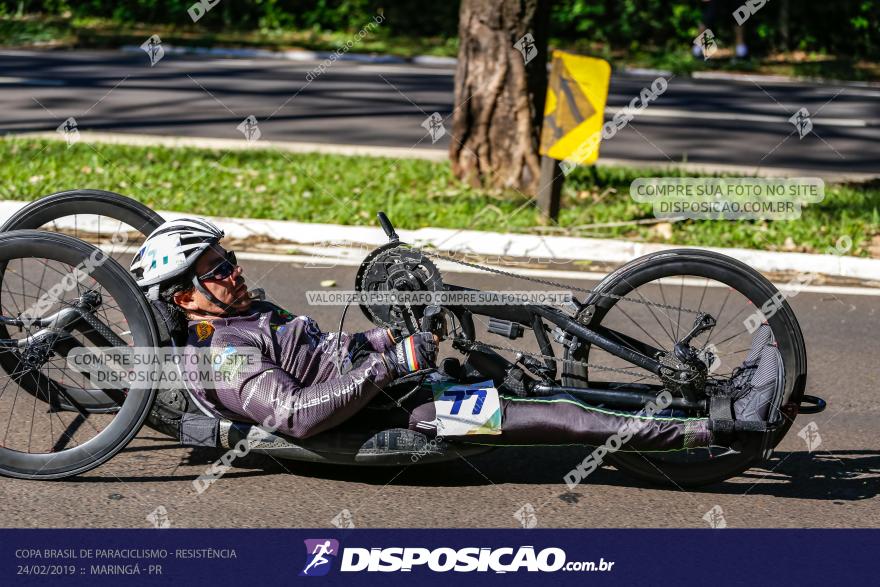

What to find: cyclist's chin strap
left=146, top=284, right=161, bottom=301
left=191, top=275, right=238, bottom=314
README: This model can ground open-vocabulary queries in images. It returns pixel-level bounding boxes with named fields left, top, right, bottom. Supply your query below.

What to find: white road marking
left=351, top=64, right=456, bottom=75
left=0, top=76, right=65, bottom=86
left=604, top=106, right=869, bottom=127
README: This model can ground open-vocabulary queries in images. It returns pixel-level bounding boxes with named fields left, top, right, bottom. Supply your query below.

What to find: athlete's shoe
left=733, top=325, right=783, bottom=421
left=710, top=324, right=783, bottom=440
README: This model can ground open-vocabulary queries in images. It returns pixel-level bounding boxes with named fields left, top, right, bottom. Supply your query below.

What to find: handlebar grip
left=420, top=305, right=440, bottom=331
left=420, top=304, right=447, bottom=339
left=377, top=211, right=399, bottom=242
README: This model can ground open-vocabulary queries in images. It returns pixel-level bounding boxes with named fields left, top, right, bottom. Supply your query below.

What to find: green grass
left=603, top=47, right=880, bottom=83
left=0, top=14, right=75, bottom=47
left=2, top=138, right=878, bottom=257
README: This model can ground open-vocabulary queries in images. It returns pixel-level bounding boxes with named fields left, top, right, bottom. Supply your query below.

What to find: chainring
left=355, top=243, right=444, bottom=335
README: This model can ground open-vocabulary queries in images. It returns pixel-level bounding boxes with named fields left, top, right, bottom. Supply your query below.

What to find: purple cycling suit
left=184, top=301, right=395, bottom=439
left=184, top=301, right=712, bottom=450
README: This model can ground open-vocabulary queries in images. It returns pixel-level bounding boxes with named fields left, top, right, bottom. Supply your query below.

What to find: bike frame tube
left=2, top=279, right=670, bottom=400
left=532, top=305, right=665, bottom=374
left=446, top=284, right=666, bottom=376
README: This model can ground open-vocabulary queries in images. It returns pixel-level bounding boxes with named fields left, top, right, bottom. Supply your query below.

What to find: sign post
left=536, top=156, right=565, bottom=221
left=538, top=51, right=611, bottom=221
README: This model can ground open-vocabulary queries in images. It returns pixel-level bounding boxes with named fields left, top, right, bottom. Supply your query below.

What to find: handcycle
left=0, top=190, right=826, bottom=485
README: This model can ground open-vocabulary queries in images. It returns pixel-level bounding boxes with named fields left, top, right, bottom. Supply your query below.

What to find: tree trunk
left=450, top=0, right=550, bottom=195
left=779, top=0, right=790, bottom=51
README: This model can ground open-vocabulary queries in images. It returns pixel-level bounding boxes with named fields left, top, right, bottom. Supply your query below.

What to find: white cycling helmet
left=130, top=217, right=224, bottom=299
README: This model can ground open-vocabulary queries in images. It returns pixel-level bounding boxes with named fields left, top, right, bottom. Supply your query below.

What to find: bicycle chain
left=357, top=243, right=694, bottom=381
left=414, top=245, right=703, bottom=315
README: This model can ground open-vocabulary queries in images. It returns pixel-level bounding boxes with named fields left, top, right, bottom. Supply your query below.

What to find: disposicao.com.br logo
left=300, top=541, right=614, bottom=575
left=300, top=539, right=339, bottom=577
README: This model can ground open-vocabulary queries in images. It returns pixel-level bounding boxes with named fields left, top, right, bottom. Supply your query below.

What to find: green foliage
left=0, top=0, right=457, bottom=37
left=2, top=1, right=877, bottom=57
left=550, top=0, right=879, bottom=58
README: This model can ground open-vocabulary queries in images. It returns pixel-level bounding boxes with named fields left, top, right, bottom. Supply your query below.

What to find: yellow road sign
left=540, top=51, right=611, bottom=165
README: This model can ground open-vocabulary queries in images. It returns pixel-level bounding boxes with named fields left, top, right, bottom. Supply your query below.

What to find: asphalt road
left=1, top=256, right=877, bottom=529
left=1, top=49, right=878, bottom=175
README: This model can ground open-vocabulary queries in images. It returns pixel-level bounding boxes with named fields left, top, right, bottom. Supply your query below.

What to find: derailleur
left=673, top=313, right=716, bottom=364
left=500, top=354, right=555, bottom=397
left=658, top=313, right=717, bottom=403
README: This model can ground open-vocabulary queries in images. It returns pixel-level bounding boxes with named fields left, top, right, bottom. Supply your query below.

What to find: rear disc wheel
left=562, top=249, right=806, bottom=487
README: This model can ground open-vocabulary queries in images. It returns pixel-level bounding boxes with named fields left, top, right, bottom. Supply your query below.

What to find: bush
left=1, top=0, right=876, bottom=58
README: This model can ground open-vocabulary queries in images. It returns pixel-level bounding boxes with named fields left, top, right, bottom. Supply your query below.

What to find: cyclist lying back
left=129, top=218, right=781, bottom=451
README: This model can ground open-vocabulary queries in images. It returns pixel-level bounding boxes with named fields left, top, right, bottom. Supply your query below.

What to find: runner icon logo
left=421, top=113, right=446, bottom=143
left=140, top=35, right=165, bottom=67
left=694, top=29, right=717, bottom=60
left=789, top=107, right=813, bottom=139
left=55, top=117, right=80, bottom=147
left=300, top=539, right=340, bottom=577
left=514, top=33, right=538, bottom=65
left=237, top=115, right=262, bottom=142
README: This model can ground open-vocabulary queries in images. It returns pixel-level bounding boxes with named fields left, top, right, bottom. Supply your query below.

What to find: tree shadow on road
left=381, top=447, right=880, bottom=502
left=699, top=449, right=880, bottom=501
left=70, top=439, right=880, bottom=502
left=230, top=446, right=880, bottom=503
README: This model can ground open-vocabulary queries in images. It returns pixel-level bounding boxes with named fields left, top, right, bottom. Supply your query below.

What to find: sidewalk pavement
left=0, top=200, right=876, bottom=284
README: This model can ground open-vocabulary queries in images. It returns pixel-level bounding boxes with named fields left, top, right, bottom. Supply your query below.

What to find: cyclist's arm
left=359, top=327, right=396, bottom=352
left=213, top=339, right=394, bottom=439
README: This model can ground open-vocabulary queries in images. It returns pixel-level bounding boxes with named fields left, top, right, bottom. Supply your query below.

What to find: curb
left=0, top=200, right=876, bottom=283
left=121, top=44, right=454, bottom=66
left=12, top=131, right=448, bottom=162
left=594, top=157, right=877, bottom=184
left=617, top=67, right=876, bottom=89
left=691, top=70, right=880, bottom=89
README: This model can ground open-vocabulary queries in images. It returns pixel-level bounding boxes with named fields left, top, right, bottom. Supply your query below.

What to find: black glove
left=382, top=332, right=438, bottom=377
left=386, top=327, right=405, bottom=345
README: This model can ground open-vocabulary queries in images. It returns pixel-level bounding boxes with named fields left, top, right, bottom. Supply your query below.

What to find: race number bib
left=431, top=380, right=502, bottom=436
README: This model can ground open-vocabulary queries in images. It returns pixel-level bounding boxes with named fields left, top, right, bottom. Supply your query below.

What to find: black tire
left=562, top=249, right=807, bottom=487
left=0, top=190, right=163, bottom=413
left=0, top=231, right=159, bottom=479
left=0, top=189, right=164, bottom=235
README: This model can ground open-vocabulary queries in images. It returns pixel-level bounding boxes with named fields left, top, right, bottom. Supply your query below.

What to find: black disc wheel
left=0, top=231, right=159, bottom=479
left=562, top=249, right=807, bottom=487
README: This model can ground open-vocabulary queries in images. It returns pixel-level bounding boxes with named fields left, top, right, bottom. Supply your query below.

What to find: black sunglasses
left=196, top=250, right=237, bottom=282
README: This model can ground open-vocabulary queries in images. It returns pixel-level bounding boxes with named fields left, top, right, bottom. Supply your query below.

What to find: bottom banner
left=2, top=529, right=874, bottom=585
